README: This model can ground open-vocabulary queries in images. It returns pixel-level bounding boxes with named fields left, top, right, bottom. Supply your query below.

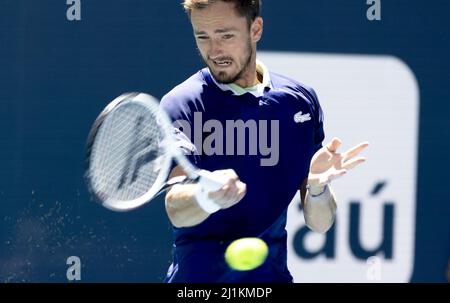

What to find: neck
left=233, top=52, right=258, bottom=88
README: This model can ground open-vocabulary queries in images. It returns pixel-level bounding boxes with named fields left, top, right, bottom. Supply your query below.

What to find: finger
left=328, top=169, right=347, bottom=182
left=222, top=183, right=239, bottom=204
left=236, top=181, right=247, bottom=198
left=326, top=137, right=342, bottom=153
left=208, top=185, right=228, bottom=200
left=207, top=171, right=236, bottom=196
left=342, top=157, right=366, bottom=170
left=218, top=169, right=239, bottom=181
left=225, top=181, right=247, bottom=208
left=342, top=142, right=369, bottom=162
left=208, top=175, right=237, bottom=201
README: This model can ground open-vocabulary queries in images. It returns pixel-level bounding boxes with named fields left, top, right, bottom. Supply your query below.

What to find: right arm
left=165, top=166, right=247, bottom=228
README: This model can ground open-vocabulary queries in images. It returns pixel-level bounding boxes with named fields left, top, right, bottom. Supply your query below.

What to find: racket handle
left=195, top=170, right=226, bottom=214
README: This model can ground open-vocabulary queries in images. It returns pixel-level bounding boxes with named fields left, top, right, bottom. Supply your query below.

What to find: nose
left=209, top=37, right=224, bottom=59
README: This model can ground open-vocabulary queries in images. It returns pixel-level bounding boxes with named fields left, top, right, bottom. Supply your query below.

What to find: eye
left=196, top=36, right=209, bottom=41
left=223, top=34, right=234, bottom=40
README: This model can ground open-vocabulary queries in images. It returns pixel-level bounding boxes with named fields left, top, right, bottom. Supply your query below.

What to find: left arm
left=301, top=138, right=369, bottom=233
left=300, top=179, right=337, bottom=234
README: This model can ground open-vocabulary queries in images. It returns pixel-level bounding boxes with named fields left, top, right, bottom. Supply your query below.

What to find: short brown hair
left=183, top=0, right=261, bottom=25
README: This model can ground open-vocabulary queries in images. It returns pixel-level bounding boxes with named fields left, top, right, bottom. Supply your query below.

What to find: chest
left=197, top=91, right=315, bottom=177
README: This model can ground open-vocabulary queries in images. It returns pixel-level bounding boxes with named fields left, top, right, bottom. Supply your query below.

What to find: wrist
left=306, top=183, right=328, bottom=197
left=195, top=184, right=221, bottom=214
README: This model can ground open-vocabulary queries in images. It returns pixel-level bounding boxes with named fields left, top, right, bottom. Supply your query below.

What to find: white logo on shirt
left=294, top=111, right=311, bottom=123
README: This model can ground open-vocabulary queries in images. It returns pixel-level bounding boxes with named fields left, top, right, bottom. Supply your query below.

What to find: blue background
left=0, top=0, right=449, bottom=282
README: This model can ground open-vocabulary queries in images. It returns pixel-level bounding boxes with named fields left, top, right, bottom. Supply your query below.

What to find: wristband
left=306, top=184, right=329, bottom=198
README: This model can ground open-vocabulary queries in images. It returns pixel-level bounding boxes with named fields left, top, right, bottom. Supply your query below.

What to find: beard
left=203, top=40, right=253, bottom=85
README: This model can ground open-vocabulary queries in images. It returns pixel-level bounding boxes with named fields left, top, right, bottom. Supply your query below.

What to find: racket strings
left=90, top=103, right=165, bottom=201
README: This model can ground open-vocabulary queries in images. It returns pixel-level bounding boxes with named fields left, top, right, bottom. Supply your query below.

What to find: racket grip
left=195, top=170, right=226, bottom=214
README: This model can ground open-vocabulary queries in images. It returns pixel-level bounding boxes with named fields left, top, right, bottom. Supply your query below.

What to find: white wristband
left=194, top=170, right=223, bottom=214
left=306, top=185, right=335, bottom=213
left=195, top=185, right=221, bottom=214
left=306, top=184, right=329, bottom=198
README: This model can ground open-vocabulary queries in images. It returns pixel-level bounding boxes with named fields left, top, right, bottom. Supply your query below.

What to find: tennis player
left=160, top=0, right=368, bottom=282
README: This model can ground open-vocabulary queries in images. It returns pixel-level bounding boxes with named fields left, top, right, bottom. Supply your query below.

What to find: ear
left=251, top=17, right=263, bottom=43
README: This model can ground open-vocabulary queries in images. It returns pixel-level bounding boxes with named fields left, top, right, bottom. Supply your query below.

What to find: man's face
left=190, top=1, right=262, bottom=84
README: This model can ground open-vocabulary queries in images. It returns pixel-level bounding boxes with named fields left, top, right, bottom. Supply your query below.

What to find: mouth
left=211, top=59, right=233, bottom=68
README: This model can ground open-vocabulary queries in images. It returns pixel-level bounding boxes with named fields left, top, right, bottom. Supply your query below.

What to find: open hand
left=308, top=137, right=369, bottom=188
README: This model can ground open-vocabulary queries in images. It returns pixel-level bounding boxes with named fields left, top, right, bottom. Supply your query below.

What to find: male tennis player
left=160, top=0, right=368, bottom=282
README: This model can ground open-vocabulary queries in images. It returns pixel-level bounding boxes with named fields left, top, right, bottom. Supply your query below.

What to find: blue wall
left=0, top=0, right=449, bottom=282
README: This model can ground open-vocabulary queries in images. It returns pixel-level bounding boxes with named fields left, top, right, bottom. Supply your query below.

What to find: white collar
left=209, top=59, right=272, bottom=97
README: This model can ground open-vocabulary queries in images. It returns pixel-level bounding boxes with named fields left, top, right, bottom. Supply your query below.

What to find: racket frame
left=85, top=92, right=200, bottom=211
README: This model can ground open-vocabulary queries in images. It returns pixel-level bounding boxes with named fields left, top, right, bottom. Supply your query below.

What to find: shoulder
left=160, top=70, right=205, bottom=108
left=269, top=72, right=320, bottom=104
left=269, top=72, right=325, bottom=149
left=160, top=70, right=210, bottom=120
left=268, top=72, right=322, bottom=114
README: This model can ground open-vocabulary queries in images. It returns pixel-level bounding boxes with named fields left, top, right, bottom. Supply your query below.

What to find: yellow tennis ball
left=225, top=238, right=269, bottom=271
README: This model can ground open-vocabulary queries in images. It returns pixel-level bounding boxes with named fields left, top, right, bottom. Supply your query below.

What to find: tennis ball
left=225, top=238, right=269, bottom=271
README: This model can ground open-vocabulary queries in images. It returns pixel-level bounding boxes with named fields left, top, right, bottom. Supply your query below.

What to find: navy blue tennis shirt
left=160, top=61, right=325, bottom=283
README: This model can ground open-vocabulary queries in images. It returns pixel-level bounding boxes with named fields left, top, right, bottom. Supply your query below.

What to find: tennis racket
left=85, top=92, right=225, bottom=212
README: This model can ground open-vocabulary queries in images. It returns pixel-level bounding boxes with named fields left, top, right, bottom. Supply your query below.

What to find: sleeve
left=159, top=93, right=202, bottom=172
left=306, top=87, right=325, bottom=153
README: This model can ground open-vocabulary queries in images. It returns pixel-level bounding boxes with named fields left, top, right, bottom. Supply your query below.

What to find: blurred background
left=0, top=0, right=449, bottom=282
